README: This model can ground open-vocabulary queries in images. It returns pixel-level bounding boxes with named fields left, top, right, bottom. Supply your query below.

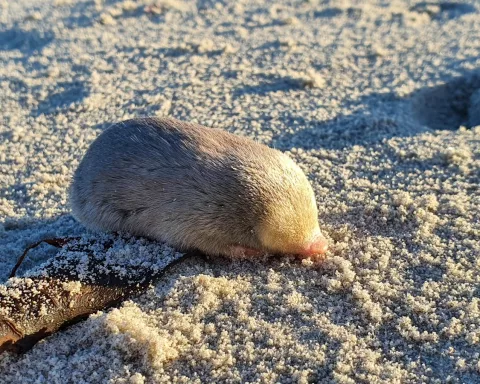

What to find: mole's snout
left=299, top=233, right=329, bottom=257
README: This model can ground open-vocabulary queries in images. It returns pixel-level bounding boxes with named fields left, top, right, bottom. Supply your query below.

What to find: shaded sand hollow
left=0, top=0, right=479, bottom=383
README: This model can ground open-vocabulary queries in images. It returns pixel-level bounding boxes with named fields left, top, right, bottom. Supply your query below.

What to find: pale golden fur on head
left=237, top=151, right=321, bottom=255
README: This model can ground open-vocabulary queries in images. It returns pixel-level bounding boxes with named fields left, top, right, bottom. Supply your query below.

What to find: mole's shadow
left=248, top=70, right=480, bottom=151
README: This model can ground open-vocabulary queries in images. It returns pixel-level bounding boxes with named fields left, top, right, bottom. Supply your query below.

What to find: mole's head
left=249, top=153, right=328, bottom=258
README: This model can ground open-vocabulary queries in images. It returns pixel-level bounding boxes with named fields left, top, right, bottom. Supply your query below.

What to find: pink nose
left=300, top=235, right=329, bottom=256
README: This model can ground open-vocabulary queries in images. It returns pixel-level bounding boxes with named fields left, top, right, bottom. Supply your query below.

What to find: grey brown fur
left=69, top=117, right=321, bottom=257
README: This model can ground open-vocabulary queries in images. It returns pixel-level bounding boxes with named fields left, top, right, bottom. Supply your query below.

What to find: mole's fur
left=69, top=117, right=328, bottom=258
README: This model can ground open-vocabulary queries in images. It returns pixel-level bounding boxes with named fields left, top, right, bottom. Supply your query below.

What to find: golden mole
left=69, top=117, right=328, bottom=259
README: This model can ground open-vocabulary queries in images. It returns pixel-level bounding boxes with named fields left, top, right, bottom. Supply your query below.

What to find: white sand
left=1, top=0, right=480, bottom=382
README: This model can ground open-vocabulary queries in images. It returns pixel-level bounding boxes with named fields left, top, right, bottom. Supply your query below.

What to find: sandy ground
left=1, top=0, right=480, bottom=382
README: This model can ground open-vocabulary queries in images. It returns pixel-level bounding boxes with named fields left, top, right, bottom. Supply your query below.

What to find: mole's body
left=69, top=117, right=327, bottom=259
